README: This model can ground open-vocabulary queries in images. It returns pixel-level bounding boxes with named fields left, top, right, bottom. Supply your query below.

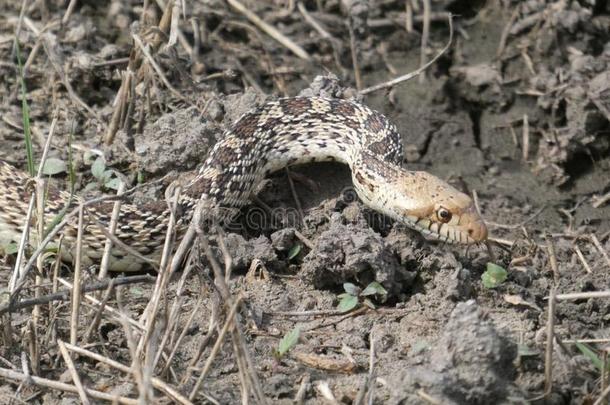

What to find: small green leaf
left=41, top=158, right=67, bottom=175
left=91, top=157, right=106, bottom=179
left=277, top=326, right=301, bottom=357
left=361, top=281, right=387, bottom=297
left=343, top=282, right=360, bottom=296
left=337, top=294, right=358, bottom=312
left=105, top=177, right=122, bottom=191
left=575, top=342, right=605, bottom=372
left=287, top=244, right=302, bottom=260
left=482, top=262, right=508, bottom=289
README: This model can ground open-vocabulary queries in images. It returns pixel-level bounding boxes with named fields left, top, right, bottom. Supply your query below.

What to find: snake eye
left=436, top=207, right=452, bottom=223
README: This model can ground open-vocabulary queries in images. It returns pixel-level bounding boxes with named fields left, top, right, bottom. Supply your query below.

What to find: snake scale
left=0, top=97, right=487, bottom=272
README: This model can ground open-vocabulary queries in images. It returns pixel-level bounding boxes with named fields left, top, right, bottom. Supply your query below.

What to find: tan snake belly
left=0, top=97, right=487, bottom=272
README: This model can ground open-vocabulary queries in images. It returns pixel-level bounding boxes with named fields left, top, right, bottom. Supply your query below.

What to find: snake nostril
left=468, top=228, right=474, bottom=235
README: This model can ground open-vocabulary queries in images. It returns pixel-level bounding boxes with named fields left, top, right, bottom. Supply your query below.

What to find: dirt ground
left=1, top=0, right=610, bottom=404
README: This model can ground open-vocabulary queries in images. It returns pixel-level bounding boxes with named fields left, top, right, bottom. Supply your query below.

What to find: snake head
left=393, top=172, right=488, bottom=244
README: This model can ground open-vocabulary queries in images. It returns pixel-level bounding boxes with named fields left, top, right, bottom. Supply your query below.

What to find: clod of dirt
left=221, top=88, right=269, bottom=126
left=298, top=73, right=360, bottom=101
left=387, top=300, right=523, bottom=404
left=219, top=233, right=278, bottom=271
left=270, top=228, right=297, bottom=252
left=134, top=106, right=218, bottom=174
left=300, top=217, right=414, bottom=297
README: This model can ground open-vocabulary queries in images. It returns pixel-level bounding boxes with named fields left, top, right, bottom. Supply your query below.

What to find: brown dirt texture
left=1, top=0, right=610, bottom=404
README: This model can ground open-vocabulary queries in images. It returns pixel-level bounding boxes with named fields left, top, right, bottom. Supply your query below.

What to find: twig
left=41, top=35, right=100, bottom=120
left=57, top=340, right=91, bottom=405
left=92, top=217, right=160, bottom=269
left=304, top=306, right=368, bottom=331
left=553, top=291, right=610, bottom=301
left=58, top=278, right=145, bottom=331
left=418, top=0, right=431, bottom=84
left=591, top=191, right=610, bottom=208
left=64, top=342, right=193, bottom=405
left=70, top=205, right=84, bottom=345
left=294, top=374, right=310, bottom=404
left=590, top=234, right=610, bottom=269
left=0, top=367, right=138, bottom=404
left=544, top=288, right=556, bottom=395
left=417, top=389, right=442, bottom=404
left=354, top=331, right=376, bottom=405
left=132, top=33, right=187, bottom=101
left=594, top=384, right=610, bottom=405
left=496, top=7, right=520, bottom=58
left=98, top=182, right=126, bottom=279
left=117, top=288, right=151, bottom=402
left=405, top=0, right=413, bottom=32
left=573, top=245, right=592, bottom=274
left=61, top=0, right=79, bottom=25
left=84, top=279, right=116, bottom=342
left=155, top=288, right=202, bottom=372
left=285, top=168, right=306, bottom=228
left=226, top=0, right=310, bottom=60
left=485, top=205, right=546, bottom=229
left=294, top=229, right=315, bottom=250
left=137, top=186, right=181, bottom=357
left=267, top=309, right=346, bottom=317
left=545, top=234, right=559, bottom=284
left=297, top=2, right=334, bottom=41
left=189, top=296, right=243, bottom=400
left=522, top=114, right=529, bottom=161
left=360, top=14, right=453, bottom=95
left=348, top=23, right=362, bottom=90
left=0, top=275, right=155, bottom=315
left=9, top=115, right=58, bottom=291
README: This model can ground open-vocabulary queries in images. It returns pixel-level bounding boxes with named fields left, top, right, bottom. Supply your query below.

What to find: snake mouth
left=406, top=216, right=487, bottom=245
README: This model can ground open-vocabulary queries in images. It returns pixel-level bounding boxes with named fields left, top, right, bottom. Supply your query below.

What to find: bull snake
left=0, top=97, right=487, bottom=272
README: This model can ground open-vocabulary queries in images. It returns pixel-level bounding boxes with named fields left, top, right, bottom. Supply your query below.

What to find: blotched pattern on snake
left=0, top=97, right=488, bottom=272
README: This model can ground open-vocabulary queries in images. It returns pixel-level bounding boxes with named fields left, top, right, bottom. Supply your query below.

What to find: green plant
left=86, top=156, right=122, bottom=191
left=275, top=326, right=301, bottom=359
left=287, top=243, right=302, bottom=260
left=481, top=262, right=508, bottom=289
left=575, top=342, right=610, bottom=374
left=337, top=281, right=388, bottom=312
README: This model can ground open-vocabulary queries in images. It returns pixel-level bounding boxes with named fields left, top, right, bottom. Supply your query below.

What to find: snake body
left=0, top=97, right=487, bottom=272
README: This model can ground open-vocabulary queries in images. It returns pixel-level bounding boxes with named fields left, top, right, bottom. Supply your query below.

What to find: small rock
left=270, top=228, right=296, bottom=252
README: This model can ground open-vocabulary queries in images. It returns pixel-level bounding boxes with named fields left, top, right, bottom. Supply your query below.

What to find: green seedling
left=87, top=156, right=122, bottom=192
left=482, top=262, right=508, bottom=289
left=575, top=342, right=610, bottom=374
left=287, top=243, right=302, bottom=260
left=275, top=326, right=301, bottom=359
left=337, top=281, right=388, bottom=312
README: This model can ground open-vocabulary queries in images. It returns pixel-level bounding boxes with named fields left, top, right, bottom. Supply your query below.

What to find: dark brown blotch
left=367, top=140, right=390, bottom=156
left=212, top=145, right=239, bottom=167
left=187, top=175, right=214, bottom=198
left=331, top=99, right=356, bottom=117
left=280, top=98, right=312, bottom=116
left=233, top=113, right=260, bottom=139
left=355, top=171, right=376, bottom=193
left=365, top=111, right=386, bottom=133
